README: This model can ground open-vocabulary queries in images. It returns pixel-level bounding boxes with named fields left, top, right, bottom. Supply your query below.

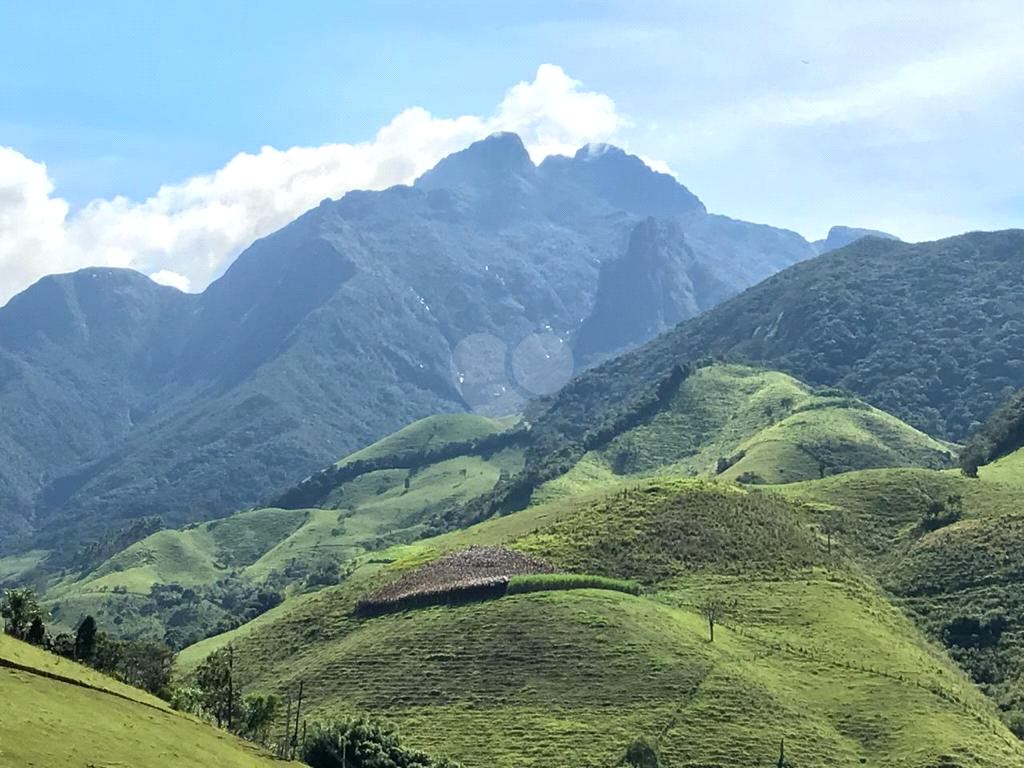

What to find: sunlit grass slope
left=774, top=448, right=1024, bottom=732
left=179, top=479, right=1024, bottom=768
left=337, top=412, right=509, bottom=466
left=0, top=634, right=293, bottom=768
left=45, top=413, right=522, bottom=640
left=535, top=364, right=952, bottom=504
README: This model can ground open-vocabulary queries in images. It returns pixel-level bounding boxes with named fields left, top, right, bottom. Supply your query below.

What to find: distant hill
left=531, top=230, right=1024, bottom=446
left=0, top=133, right=815, bottom=554
left=812, top=224, right=900, bottom=254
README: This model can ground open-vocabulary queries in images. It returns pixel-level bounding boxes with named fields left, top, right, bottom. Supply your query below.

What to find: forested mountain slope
left=532, top=229, right=1024, bottom=444
left=0, top=133, right=814, bottom=553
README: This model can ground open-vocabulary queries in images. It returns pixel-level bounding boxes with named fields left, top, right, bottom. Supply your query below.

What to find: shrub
left=303, top=717, right=460, bottom=768
left=622, top=737, right=660, bottom=768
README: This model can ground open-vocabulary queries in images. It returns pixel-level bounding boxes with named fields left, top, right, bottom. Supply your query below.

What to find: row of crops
left=356, top=546, right=640, bottom=616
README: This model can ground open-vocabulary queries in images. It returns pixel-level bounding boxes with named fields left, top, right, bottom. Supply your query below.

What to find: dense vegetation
left=532, top=230, right=1024, bottom=443
left=2, top=587, right=175, bottom=696
left=960, top=386, right=1024, bottom=475
left=303, top=718, right=460, bottom=768
left=0, top=134, right=813, bottom=556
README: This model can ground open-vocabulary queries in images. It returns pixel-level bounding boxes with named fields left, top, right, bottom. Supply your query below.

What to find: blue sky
left=1, top=0, right=1022, bottom=301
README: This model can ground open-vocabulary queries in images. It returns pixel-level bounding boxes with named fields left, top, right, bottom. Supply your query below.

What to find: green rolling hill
left=22, top=364, right=1024, bottom=765
left=31, top=365, right=951, bottom=649
left=174, top=479, right=1024, bottom=768
left=0, top=632, right=295, bottom=768
left=36, top=412, right=524, bottom=647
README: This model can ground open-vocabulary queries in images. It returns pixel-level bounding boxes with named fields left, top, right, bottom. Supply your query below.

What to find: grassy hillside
left=0, top=633, right=292, bottom=768
left=514, top=364, right=953, bottom=513
left=773, top=448, right=1024, bottom=733
left=41, top=367, right=953, bottom=650
left=176, top=479, right=1024, bottom=768
left=42, top=414, right=524, bottom=647
left=337, top=413, right=510, bottom=467
left=594, top=364, right=953, bottom=481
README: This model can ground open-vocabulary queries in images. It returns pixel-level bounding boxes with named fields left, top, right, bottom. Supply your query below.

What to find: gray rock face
left=813, top=225, right=900, bottom=254
left=0, top=133, right=815, bottom=550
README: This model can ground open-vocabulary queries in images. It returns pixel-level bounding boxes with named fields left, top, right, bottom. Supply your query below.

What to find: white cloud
left=149, top=270, right=191, bottom=292
left=0, top=65, right=626, bottom=306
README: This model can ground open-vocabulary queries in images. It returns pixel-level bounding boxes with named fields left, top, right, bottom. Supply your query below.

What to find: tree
left=196, top=646, right=240, bottom=728
left=303, top=717, right=460, bottom=768
left=92, top=633, right=176, bottom=698
left=75, top=615, right=98, bottom=662
left=623, top=737, right=659, bottom=768
left=700, top=595, right=733, bottom=642
left=26, top=616, right=46, bottom=646
left=49, top=632, right=76, bottom=658
left=820, top=512, right=845, bottom=555
left=240, top=693, right=280, bottom=744
left=1, top=588, right=41, bottom=639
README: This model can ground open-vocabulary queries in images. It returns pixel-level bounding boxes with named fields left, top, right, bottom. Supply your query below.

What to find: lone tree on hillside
left=1, top=587, right=41, bottom=640
left=700, top=594, right=734, bottom=643
left=623, top=737, right=660, bottom=768
left=820, top=512, right=846, bottom=555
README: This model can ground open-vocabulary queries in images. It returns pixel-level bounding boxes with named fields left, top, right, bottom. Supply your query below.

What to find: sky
left=1, top=0, right=1022, bottom=303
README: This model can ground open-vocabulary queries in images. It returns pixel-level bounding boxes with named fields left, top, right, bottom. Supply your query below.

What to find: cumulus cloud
left=0, top=64, right=627, bottom=305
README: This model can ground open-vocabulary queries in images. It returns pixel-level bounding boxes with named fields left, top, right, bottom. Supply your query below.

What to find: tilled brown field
left=358, top=546, right=558, bottom=615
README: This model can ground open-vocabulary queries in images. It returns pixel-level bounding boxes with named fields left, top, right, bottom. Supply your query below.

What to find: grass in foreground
left=0, top=633, right=293, bottom=768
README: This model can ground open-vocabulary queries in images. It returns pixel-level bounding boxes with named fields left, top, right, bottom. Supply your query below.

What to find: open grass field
left=337, top=412, right=509, bottom=467
left=175, top=477, right=1024, bottom=768
left=42, top=416, right=524, bottom=642
left=0, top=633, right=295, bottom=768
left=594, top=364, right=953, bottom=483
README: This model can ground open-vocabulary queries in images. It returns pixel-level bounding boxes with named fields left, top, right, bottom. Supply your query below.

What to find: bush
left=303, top=717, right=460, bottom=768
left=622, top=737, right=660, bottom=768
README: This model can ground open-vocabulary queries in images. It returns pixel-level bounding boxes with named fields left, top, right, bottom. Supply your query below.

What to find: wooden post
left=291, top=681, right=303, bottom=759
left=227, top=645, right=234, bottom=732
left=282, top=693, right=292, bottom=758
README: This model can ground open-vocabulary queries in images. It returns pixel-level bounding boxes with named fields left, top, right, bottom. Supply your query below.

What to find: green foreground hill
left=775, top=447, right=1024, bottom=733
left=0, top=633, right=293, bottom=768
left=175, top=479, right=1024, bottom=768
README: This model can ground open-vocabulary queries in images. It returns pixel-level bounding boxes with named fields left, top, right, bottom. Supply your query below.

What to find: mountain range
left=0, top=132, right=834, bottom=552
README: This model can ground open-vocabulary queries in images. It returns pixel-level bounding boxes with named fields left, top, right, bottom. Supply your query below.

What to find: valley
left=1, top=125, right=1023, bottom=768
left=6, top=354, right=1024, bottom=766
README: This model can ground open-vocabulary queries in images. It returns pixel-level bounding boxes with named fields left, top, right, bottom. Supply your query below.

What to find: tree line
left=1, top=586, right=174, bottom=696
